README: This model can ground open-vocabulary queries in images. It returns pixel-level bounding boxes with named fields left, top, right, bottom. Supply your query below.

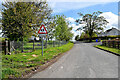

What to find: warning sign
left=38, top=25, right=47, bottom=34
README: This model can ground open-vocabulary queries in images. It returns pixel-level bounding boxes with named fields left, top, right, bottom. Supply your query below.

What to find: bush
left=2, top=68, right=21, bottom=78
left=75, top=35, right=80, bottom=41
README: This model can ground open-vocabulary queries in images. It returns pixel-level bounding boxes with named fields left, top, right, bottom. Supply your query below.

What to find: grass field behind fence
left=23, top=41, right=60, bottom=49
left=2, top=42, right=74, bottom=78
left=2, top=41, right=65, bottom=54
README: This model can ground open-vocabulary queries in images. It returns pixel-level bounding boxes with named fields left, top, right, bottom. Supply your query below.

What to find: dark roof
left=105, top=27, right=120, bottom=32
left=106, top=28, right=112, bottom=32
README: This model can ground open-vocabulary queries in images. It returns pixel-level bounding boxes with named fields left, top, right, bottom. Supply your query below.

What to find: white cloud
left=66, top=17, right=75, bottom=23
left=71, top=24, right=85, bottom=31
left=69, top=23, right=84, bottom=41
left=99, top=12, right=118, bottom=31
left=47, top=0, right=119, bottom=2
left=68, top=12, right=118, bottom=41
left=48, top=2, right=56, bottom=9
left=48, top=0, right=119, bottom=13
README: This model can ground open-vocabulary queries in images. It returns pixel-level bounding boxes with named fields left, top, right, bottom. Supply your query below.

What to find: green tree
left=75, top=35, right=79, bottom=41
left=76, top=27, right=83, bottom=37
left=80, top=32, right=85, bottom=39
left=2, top=2, right=35, bottom=41
left=46, top=16, right=56, bottom=41
left=0, top=12, right=1, bottom=29
left=2, top=1, right=52, bottom=41
left=33, top=1, right=52, bottom=38
left=80, top=32, right=97, bottom=39
left=54, top=15, right=73, bottom=41
left=76, top=11, right=108, bottom=42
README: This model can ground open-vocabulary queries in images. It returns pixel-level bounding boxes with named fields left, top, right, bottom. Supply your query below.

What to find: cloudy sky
left=0, top=0, right=119, bottom=40
left=47, top=0, right=119, bottom=41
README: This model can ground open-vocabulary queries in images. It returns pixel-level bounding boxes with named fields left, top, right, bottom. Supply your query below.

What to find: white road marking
left=61, top=66, right=63, bottom=69
left=49, top=67, right=52, bottom=69
left=89, top=68, right=96, bottom=78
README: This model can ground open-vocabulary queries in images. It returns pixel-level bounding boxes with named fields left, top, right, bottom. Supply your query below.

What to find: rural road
left=30, top=42, right=118, bottom=78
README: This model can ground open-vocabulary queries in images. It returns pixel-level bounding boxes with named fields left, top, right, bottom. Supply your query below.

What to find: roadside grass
left=94, top=45, right=120, bottom=54
left=2, top=42, right=74, bottom=78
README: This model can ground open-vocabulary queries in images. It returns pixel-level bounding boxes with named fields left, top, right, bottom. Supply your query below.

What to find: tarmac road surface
left=30, top=42, right=118, bottom=78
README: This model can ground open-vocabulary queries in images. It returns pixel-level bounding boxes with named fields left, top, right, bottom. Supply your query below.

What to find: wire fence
left=0, top=39, right=68, bottom=55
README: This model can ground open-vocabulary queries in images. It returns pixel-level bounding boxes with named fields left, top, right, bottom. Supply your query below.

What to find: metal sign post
left=38, top=25, right=47, bottom=56
left=41, top=36, right=43, bottom=56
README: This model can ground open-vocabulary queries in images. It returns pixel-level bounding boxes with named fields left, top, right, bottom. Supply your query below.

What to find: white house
left=98, top=27, right=120, bottom=37
left=29, top=36, right=40, bottom=41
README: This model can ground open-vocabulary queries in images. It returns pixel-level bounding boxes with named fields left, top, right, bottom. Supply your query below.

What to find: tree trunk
left=89, top=35, right=92, bottom=42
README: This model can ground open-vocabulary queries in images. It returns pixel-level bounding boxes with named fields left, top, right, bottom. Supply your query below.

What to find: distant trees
left=75, top=35, right=79, bottom=41
left=54, top=15, right=73, bottom=41
left=75, top=31, right=98, bottom=41
left=76, top=27, right=82, bottom=38
left=80, top=32, right=97, bottom=39
left=76, top=11, right=108, bottom=42
left=0, top=17, right=1, bottom=24
left=0, top=16, right=1, bottom=28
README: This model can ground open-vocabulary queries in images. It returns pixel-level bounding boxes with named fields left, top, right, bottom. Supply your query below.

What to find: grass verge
left=94, top=45, right=120, bottom=55
left=2, top=42, right=74, bottom=79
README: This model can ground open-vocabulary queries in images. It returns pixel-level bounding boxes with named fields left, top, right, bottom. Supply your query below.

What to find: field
left=2, top=42, right=74, bottom=78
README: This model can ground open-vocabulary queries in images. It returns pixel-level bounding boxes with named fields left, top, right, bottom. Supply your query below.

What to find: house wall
left=98, top=28, right=120, bottom=37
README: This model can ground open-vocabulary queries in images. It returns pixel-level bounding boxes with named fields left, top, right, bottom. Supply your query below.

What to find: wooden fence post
left=33, top=39, right=35, bottom=51
left=114, top=41, right=116, bottom=48
left=4, top=39, right=8, bottom=55
left=21, top=41, right=24, bottom=53
left=58, top=41, right=60, bottom=47
left=104, top=41, right=105, bottom=46
left=102, top=40, right=120, bottom=49
left=8, top=40, right=11, bottom=53
left=102, top=41, right=104, bottom=46
left=112, top=41, right=114, bottom=48
left=108, top=41, right=109, bottom=47
left=118, top=41, right=119, bottom=49
left=53, top=41, right=55, bottom=47
left=104, top=41, right=106, bottom=46
left=109, top=41, right=111, bottom=48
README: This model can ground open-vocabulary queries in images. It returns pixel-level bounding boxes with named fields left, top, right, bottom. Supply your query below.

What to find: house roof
left=98, top=27, right=120, bottom=36
left=106, top=28, right=112, bottom=32
left=105, top=27, right=120, bottom=33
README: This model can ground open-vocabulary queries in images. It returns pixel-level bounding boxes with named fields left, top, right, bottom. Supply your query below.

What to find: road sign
left=38, top=25, right=47, bottom=34
left=38, top=25, right=48, bottom=56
